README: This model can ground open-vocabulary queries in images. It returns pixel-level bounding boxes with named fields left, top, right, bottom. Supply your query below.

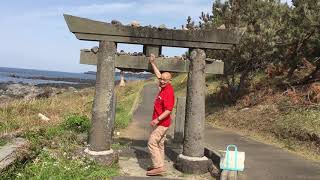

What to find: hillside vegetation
left=170, top=72, right=320, bottom=161
left=176, top=0, right=320, bottom=160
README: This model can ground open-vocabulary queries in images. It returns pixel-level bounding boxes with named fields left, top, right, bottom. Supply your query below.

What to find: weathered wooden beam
left=80, top=49, right=224, bottom=74
left=64, top=14, right=241, bottom=49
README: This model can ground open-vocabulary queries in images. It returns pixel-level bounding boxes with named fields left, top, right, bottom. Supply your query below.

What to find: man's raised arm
left=149, top=53, right=161, bottom=79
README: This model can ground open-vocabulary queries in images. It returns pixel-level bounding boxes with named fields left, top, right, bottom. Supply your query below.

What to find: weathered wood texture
left=183, top=49, right=206, bottom=157
left=80, top=50, right=224, bottom=74
left=64, top=14, right=241, bottom=49
left=89, top=41, right=116, bottom=151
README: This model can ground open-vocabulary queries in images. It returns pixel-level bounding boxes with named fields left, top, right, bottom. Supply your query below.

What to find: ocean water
left=0, top=67, right=150, bottom=85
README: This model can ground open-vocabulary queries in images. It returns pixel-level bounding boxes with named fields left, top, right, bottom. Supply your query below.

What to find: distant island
left=83, top=71, right=96, bottom=75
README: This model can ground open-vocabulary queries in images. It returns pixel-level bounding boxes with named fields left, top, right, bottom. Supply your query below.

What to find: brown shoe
left=147, top=166, right=154, bottom=171
left=146, top=167, right=165, bottom=176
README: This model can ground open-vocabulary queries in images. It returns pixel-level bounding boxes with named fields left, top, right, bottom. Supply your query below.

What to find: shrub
left=64, top=114, right=90, bottom=133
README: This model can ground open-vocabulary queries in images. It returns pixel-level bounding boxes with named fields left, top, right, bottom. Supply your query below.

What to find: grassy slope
left=1, top=73, right=318, bottom=178
left=115, top=80, right=146, bottom=129
left=0, top=81, right=145, bottom=135
left=0, top=80, right=145, bottom=179
left=170, top=73, right=320, bottom=161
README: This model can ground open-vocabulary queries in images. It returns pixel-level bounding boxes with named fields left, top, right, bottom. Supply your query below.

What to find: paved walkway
left=115, top=83, right=320, bottom=180
left=204, top=126, right=320, bottom=180
left=114, top=83, right=212, bottom=180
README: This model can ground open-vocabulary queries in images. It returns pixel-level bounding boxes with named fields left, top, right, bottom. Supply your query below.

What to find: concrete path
left=204, top=126, right=320, bottom=180
left=114, top=83, right=212, bottom=180
left=116, top=82, right=320, bottom=180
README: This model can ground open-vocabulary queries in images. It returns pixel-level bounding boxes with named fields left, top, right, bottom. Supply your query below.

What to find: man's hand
left=149, top=53, right=156, bottom=64
left=150, top=118, right=159, bottom=127
left=149, top=53, right=161, bottom=79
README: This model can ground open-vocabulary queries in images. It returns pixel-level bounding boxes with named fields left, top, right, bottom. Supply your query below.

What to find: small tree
left=187, top=0, right=320, bottom=103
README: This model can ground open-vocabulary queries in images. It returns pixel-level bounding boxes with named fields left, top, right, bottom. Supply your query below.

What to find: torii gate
left=64, top=14, right=241, bottom=174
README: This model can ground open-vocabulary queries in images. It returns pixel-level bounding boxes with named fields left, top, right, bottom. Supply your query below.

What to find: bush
left=64, top=114, right=90, bottom=133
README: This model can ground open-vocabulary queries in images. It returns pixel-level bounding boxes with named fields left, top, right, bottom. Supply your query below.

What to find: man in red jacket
left=146, top=53, right=175, bottom=176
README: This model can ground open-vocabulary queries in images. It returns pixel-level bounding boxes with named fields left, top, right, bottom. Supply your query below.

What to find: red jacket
left=152, top=83, right=175, bottom=127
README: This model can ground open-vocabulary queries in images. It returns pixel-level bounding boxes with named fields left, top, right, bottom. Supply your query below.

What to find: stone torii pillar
left=64, top=14, right=241, bottom=171
left=175, top=49, right=209, bottom=173
left=84, top=41, right=117, bottom=164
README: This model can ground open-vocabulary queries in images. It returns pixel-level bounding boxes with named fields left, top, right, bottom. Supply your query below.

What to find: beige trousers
left=148, top=125, right=168, bottom=168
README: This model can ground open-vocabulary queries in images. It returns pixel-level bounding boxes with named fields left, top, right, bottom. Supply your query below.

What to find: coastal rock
left=111, top=20, right=122, bottom=25
left=0, top=138, right=29, bottom=172
left=6, top=84, right=40, bottom=98
left=91, top=46, right=99, bottom=54
left=2, top=84, right=61, bottom=100
left=38, top=113, right=50, bottom=122
left=68, top=87, right=77, bottom=92
left=37, top=87, right=60, bottom=98
left=158, top=24, right=167, bottom=29
left=130, top=20, right=140, bottom=27
left=0, top=95, right=10, bottom=103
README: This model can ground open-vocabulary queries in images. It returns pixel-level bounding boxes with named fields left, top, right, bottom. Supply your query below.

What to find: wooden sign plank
left=80, top=50, right=224, bottom=74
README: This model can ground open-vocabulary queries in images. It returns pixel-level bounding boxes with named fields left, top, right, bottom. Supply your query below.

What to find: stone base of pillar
left=174, top=154, right=212, bottom=174
left=84, top=148, right=119, bottom=166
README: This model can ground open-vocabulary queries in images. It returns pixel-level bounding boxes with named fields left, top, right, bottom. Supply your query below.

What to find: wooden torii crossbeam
left=64, top=14, right=241, bottom=172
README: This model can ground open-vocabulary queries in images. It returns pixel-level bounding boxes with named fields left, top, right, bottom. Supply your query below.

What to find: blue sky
left=0, top=0, right=292, bottom=73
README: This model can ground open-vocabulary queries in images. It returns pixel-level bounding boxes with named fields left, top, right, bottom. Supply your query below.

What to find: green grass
left=0, top=81, right=145, bottom=134
left=115, top=81, right=145, bottom=129
left=1, top=114, right=120, bottom=179
left=0, top=89, right=94, bottom=135
left=14, top=150, right=118, bottom=180
left=0, top=81, right=146, bottom=179
left=170, top=73, right=220, bottom=97
left=0, top=138, right=8, bottom=147
left=170, top=73, right=188, bottom=97
left=275, top=108, right=320, bottom=138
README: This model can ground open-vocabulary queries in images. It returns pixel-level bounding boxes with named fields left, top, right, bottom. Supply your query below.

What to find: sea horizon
left=0, top=66, right=152, bottom=85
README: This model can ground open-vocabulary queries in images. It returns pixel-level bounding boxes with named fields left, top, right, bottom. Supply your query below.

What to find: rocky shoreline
left=0, top=78, right=97, bottom=102
left=7, top=74, right=96, bottom=85
left=0, top=77, right=145, bottom=103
